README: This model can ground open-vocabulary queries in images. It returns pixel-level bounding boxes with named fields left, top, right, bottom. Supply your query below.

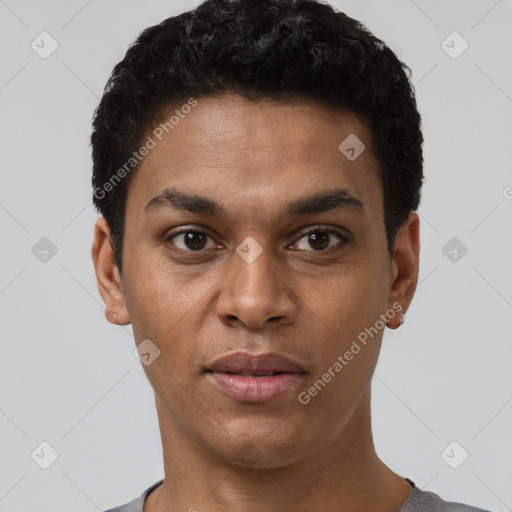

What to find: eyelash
left=165, top=226, right=350, bottom=253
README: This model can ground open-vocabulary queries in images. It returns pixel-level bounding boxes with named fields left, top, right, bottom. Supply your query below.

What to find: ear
left=386, top=211, right=420, bottom=329
left=91, top=216, right=130, bottom=325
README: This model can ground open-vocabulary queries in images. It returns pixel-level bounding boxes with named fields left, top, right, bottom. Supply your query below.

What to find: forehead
left=127, top=93, right=383, bottom=226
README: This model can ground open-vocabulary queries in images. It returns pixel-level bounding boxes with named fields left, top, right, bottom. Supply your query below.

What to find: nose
left=216, top=243, right=297, bottom=329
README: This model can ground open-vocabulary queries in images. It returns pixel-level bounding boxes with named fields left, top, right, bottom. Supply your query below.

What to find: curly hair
left=91, top=0, right=423, bottom=275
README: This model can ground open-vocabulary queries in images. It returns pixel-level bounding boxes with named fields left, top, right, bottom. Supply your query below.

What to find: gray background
left=0, top=0, right=511, bottom=511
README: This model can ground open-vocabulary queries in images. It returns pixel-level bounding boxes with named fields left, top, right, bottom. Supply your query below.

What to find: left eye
left=291, top=229, right=347, bottom=252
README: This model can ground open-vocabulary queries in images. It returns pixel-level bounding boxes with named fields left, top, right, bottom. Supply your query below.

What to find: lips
left=206, top=352, right=306, bottom=375
left=205, top=352, right=306, bottom=403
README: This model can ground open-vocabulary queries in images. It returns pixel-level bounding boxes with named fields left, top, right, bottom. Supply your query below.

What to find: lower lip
left=207, top=372, right=305, bottom=403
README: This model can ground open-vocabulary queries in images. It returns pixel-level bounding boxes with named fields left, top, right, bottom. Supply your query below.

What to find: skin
left=92, top=92, right=420, bottom=512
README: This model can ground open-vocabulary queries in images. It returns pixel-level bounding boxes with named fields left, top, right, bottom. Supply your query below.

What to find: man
left=91, top=0, right=493, bottom=511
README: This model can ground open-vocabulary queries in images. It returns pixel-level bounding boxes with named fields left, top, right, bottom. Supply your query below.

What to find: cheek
left=123, top=253, right=197, bottom=326
left=311, top=265, right=379, bottom=331
left=301, top=264, right=385, bottom=386
left=123, top=258, right=214, bottom=377
left=302, top=326, right=382, bottom=419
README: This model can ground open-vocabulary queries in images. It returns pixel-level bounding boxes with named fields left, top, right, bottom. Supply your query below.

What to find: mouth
left=221, top=370, right=293, bottom=376
left=205, top=352, right=306, bottom=403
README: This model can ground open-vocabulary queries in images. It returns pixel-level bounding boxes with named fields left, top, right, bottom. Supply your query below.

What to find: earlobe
left=91, top=216, right=131, bottom=325
left=385, top=211, right=420, bottom=329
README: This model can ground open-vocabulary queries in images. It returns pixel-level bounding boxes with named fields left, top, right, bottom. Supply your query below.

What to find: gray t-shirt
left=103, top=478, right=494, bottom=512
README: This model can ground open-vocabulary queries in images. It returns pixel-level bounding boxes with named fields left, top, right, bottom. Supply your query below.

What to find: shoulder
left=102, top=495, right=144, bottom=512
left=400, top=486, right=496, bottom=512
left=102, top=479, right=164, bottom=512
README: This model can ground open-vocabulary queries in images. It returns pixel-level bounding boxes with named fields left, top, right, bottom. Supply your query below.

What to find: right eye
left=165, top=229, right=221, bottom=252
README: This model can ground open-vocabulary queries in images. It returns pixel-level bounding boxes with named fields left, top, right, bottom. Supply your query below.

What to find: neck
left=145, top=387, right=412, bottom=512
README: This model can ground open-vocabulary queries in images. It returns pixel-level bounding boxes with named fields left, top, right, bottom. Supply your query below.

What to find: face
left=93, top=92, right=419, bottom=469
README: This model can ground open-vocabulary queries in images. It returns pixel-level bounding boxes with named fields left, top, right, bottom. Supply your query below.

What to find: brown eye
left=292, top=228, right=348, bottom=252
left=167, top=230, right=217, bottom=251
left=183, top=232, right=207, bottom=250
left=308, top=231, right=330, bottom=250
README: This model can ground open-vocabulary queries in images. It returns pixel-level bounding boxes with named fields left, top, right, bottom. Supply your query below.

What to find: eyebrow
left=144, top=187, right=364, bottom=218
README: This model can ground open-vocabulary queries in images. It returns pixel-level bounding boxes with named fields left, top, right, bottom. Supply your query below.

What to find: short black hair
left=91, top=0, right=423, bottom=275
